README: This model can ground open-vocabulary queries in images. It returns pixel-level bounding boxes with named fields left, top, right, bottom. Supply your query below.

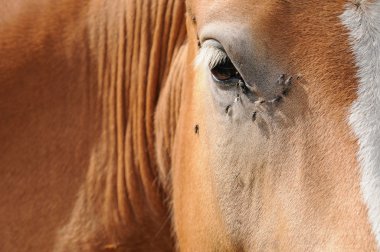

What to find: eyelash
left=194, top=45, right=228, bottom=70
left=195, top=43, right=244, bottom=87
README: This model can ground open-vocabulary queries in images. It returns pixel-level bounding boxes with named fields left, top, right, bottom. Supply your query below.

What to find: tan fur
left=1, top=0, right=377, bottom=251
left=0, top=0, right=185, bottom=251
left=169, top=0, right=377, bottom=251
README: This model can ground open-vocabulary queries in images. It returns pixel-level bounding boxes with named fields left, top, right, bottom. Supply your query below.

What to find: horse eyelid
left=194, top=45, right=228, bottom=71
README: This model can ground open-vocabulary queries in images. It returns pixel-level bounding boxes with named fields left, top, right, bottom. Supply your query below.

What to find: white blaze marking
left=341, top=0, right=380, bottom=248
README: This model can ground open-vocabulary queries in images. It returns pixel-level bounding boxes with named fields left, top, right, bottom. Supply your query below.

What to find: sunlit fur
left=55, top=0, right=186, bottom=251
left=0, top=0, right=186, bottom=251
left=342, top=0, right=380, bottom=248
left=1, top=0, right=380, bottom=251
left=172, top=0, right=377, bottom=250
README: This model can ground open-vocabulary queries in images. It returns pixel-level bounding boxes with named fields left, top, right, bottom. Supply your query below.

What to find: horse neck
left=54, top=0, right=187, bottom=250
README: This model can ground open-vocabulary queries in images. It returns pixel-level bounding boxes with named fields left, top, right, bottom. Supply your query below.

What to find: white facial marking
left=341, top=0, right=380, bottom=248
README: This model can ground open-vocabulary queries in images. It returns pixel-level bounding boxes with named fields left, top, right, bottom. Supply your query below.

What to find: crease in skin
left=52, top=0, right=187, bottom=250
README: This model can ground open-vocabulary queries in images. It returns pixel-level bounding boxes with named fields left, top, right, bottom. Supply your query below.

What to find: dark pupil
left=210, top=59, right=238, bottom=81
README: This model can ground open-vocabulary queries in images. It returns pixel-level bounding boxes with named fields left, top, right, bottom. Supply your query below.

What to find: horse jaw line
left=341, top=0, right=380, bottom=248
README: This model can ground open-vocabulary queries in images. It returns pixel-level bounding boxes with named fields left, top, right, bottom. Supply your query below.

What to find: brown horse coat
left=1, top=0, right=380, bottom=251
left=1, top=0, right=184, bottom=250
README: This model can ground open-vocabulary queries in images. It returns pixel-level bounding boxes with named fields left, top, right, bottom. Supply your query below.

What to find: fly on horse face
left=1, top=0, right=380, bottom=251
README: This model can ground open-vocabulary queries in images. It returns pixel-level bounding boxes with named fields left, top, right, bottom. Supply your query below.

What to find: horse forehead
left=189, top=1, right=349, bottom=35
left=189, top=0, right=277, bottom=30
left=189, top=0, right=352, bottom=61
left=191, top=0, right=357, bottom=101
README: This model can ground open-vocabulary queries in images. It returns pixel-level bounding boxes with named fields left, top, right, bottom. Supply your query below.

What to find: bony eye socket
left=210, top=56, right=242, bottom=84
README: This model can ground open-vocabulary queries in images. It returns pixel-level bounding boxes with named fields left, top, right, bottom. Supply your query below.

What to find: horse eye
left=210, top=58, right=240, bottom=82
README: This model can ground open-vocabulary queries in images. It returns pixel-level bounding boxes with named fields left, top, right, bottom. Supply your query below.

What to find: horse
left=0, top=0, right=379, bottom=251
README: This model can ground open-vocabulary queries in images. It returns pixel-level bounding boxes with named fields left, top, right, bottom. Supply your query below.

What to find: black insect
left=278, top=75, right=293, bottom=97
left=238, top=80, right=249, bottom=94
left=255, top=99, right=266, bottom=105
left=266, top=74, right=293, bottom=105
left=283, top=76, right=293, bottom=95
left=194, top=124, right=199, bottom=134
left=252, top=112, right=257, bottom=122
left=234, top=93, right=241, bottom=103
left=196, top=34, right=201, bottom=48
left=225, top=105, right=232, bottom=114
